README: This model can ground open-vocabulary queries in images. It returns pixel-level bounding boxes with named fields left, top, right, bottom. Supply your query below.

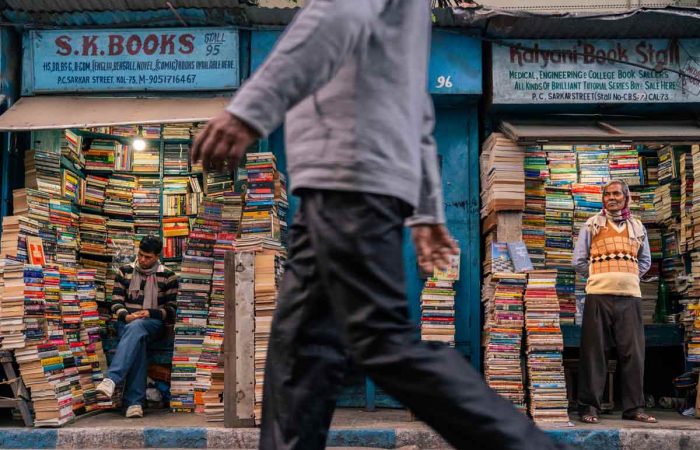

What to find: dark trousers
left=578, top=294, right=645, bottom=416
left=260, top=189, right=559, bottom=450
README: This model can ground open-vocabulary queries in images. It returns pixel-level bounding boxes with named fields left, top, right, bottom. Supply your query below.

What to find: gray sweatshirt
left=226, top=0, right=444, bottom=224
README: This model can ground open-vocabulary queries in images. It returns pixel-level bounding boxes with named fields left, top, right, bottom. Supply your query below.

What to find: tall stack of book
left=639, top=155, right=659, bottom=185
left=80, top=175, right=108, bottom=212
left=104, top=175, right=136, bottom=260
left=61, top=169, right=83, bottom=204
left=24, top=264, right=46, bottom=344
left=79, top=213, right=107, bottom=257
left=576, top=145, right=609, bottom=183
left=163, top=218, right=189, bottom=259
left=221, top=191, right=244, bottom=235
left=24, top=149, right=61, bottom=194
left=188, top=176, right=203, bottom=216
left=83, top=140, right=117, bottom=172
left=239, top=153, right=285, bottom=246
left=480, top=134, right=525, bottom=218
left=657, top=145, right=678, bottom=184
left=253, top=251, right=284, bottom=424
left=572, top=184, right=602, bottom=239
left=50, top=198, right=80, bottom=267
left=163, top=176, right=190, bottom=216
left=44, top=265, right=64, bottom=343
left=170, top=200, right=221, bottom=412
left=1, top=259, right=26, bottom=350
left=131, top=146, right=159, bottom=173
left=545, top=145, right=577, bottom=184
left=654, top=182, right=680, bottom=225
left=59, top=267, right=81, bottom=343
left=523, top=270, right=569, bottom=424
left=482, top=272, right=527, bottom=412
left=556, top=269, right=576, bottom=325
left=608, top=146, right=641, bottom=186
left=648, top=227, right=663, bottom=260
left=203, top=367, right=225, bottom=422
left=164, top=143, right=190, bottom=174
left=194, top=232, right=235, bottom=413
left=635, top=186, right=657, bottom=224
left=544, top=184, right=574, bottom=270
left=420, top=278, right=456, bottom=345
left=680, top=153, right=694, bottom=253
left=205, top=171, right=233, bottom=198
left=77, top=269, right=101, bottom=344
left=132, top=180, right=161, bottom=243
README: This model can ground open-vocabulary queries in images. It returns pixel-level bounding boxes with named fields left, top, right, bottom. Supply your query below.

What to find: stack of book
left=203, top=366, right=225, bottom=422
left=114, top=142, right=132, bottom=172
left=78, top=258, right=109, bottom=304
left=44, top=265, right=64, bottom=343
left=163, top=176, right=190, bottom=216
left=140, top=125, right=159, bottom=139
left=556, top=268, right=576, bottom=325
left=253, top=251, right=284, bottom=424
left=608, top=146, right=641, bottom=186
left=544, top=184, right=574, bottom=270
left=83, top=140, right=117, bottom=172
left=164, top=143, right=190, bottom=174
left=420, top=278, right=456, bottom=345
left=483, top=272, right=527, bottom=413
left=639, top=155, right=659, bottom=185
left=648, top=227, right=663, bottom=260
left=170, top=200, right=221, bottom=412
left=480, top=134, right=525, bottom=218
left=80, top=175, right=108, bottom=212
left=188, top=176, right=203, bottom=216
left=104, top=175, right=136, bottom=259
left=240, top=153, right=283, bottom=244
left=1, top=259, right=25, bottom=350
left=523, top=270, right=569, bottom=424
left=524, top=146, right=549, bottom=181
left=132, top=182, right=161, bottom=243
left=221, top=191, right=244, bottom=235
left=59, top=266, right=81, bottom=343
left=680, top=153, right=694, bottom=253
left=575, top=145, right=609, bottom=183
left=78, top=213, right=107, bottom=256
left=572, top=184, right=602, bottom=239
left=163, top=123, right=192, bottom=140
left=111, top=125, right=139, bottom=137
left=103, top=174, right=135, bottom=217
left=634, top=186, right=658, bottom=224
left=545, top=145, right=577, bottom=184
left=657, top=146, right=678, bottom=184
left=23, top=264, right=46, bottom=344
left=692, top=145, right=700, bottom=250
left=163, top=218, right=189, bottom=259
left=24, top=149, right=62, bottom=194
left=194, top=232, right=235, bottom=413
left=77, top=269, right=102, bottom=344
left=205, top=171, right=233, bottom=198
left=49, top=198, right=80, bottom=267
left=61, top=130, right=84, bottom=169
left=132, top=146, right=160, bottom=173
left=61, top=169, right=83, bottom=204
left=654, top=182, right=680, bottom=224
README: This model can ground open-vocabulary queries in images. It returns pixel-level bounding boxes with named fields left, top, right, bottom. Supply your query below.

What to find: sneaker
left=125, top=404, right=143, bottom=418
left=95, top=378, right=115, bottom=399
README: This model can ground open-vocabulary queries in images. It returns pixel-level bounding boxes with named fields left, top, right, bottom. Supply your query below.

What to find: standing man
left=573, top=179, right=657, bottom=424
left=95, top=236, right=178, bottom=419
left=193, top=1, right=561, bottom=449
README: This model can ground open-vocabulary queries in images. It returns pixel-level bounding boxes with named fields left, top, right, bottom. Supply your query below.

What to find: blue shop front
left=482, top=37, right=700, bottom=410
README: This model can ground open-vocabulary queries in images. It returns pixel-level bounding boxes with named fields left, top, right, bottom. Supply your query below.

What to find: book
left=507, top=241, right=533, bottom=273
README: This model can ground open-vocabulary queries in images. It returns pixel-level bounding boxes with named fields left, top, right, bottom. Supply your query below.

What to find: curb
left=0, top=426, right=697, bottom=449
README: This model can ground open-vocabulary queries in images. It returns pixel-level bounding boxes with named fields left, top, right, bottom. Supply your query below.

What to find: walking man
left=573, top=179, right=657, bottom=424
left=193, top=1, right=561, bottom=448
left=95, top=236, right=178, bottom=418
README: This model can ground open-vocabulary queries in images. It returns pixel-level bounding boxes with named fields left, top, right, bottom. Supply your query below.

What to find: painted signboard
left=24, top=27, right=239, bottom=93
left=492, top=39, right=700, bottom=104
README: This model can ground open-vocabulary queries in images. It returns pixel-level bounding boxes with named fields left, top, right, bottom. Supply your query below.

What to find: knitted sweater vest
left=586, top=220, right=642, bottom=298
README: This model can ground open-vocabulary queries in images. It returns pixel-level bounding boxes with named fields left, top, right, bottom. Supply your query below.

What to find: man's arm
left=110, top=268, right=130, bottom=322
left=226, top=0, right=388, bottom=138
left=405, top=93, right=445, bottom=226
left=638, top=232, right=652, bottom=278
left=572, top=227, right=591, bottom=278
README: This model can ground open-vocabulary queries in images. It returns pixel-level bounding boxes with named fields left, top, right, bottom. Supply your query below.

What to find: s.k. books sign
left=492, top=39, right=700, bottom=104
left=24, top=28, right=239, bottom=93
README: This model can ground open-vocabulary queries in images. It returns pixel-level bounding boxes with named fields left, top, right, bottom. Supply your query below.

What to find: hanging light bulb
left=132, top=138, right=147, bottom=151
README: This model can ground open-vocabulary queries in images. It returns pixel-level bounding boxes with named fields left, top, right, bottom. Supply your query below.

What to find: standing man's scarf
left=128, top=260, right=163, bottom=310
left=587, top=186, right=645, bottom=243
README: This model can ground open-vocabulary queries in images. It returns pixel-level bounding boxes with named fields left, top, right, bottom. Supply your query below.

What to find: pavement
left=0, top=408, right=697, bottom=449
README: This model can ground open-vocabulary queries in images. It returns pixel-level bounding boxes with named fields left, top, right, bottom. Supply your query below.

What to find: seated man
left=95, top=235, right=178, bottom=418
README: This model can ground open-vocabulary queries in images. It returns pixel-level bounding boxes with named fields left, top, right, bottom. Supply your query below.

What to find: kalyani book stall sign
left=492, top=39, right=700, bottom=104
left=22, top=27, right=240, bottom=94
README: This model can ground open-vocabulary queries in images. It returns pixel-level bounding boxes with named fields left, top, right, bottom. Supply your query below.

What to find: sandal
left=623, top=412, right=657, bottom=423
left=580, top=415, right=599, bottom=424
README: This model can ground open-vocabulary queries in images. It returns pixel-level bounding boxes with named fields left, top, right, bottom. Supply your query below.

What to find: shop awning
left=501, top=119, right=700, bottom=145
left=0, top=96, right=231, bottom=131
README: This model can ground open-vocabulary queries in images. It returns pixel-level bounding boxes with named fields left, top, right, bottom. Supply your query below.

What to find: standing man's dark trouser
left=578, top=294, right=646, bottom=417
left=260, top=189, right=561, bottom=450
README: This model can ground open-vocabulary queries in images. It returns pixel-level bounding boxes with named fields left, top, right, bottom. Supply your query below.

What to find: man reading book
left=95, top=236, right=178, bottom=418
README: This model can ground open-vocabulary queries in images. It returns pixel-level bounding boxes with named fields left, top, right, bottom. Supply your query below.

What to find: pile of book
left=111, top=125, right=139, bottom=137
left=222, top=191, right=244, bottom=235
left=648, top=227, right=663, bottom=260
left=61, top=130, right=84, bottom=169
left=544, top=184, right=574, bottom=270
left=24, top=264, right=47, bottom=343
left=79, top=213, right=107, bottom=256
left=556, top=268, right=576, bottom=325
left=164, top=143, right=190, bottom=174
left=576, top=145, right=609, bottom=183
left=657, top=146, right=678, bottom=184
left=163, top=218, right=189, bottom=259
left=639, top=154, right=659, bottom=185
left=482, top=272, right=527, bottom=412
left=114, top=142, right=132, bottom=172
left=240, top=153, right=284, bottom=245
left=572, top=184, right=602, bottom=238
left=545, top=145, right=577, bottom=184
left=80, top=175, right=108, bottom=212
left=59, top=267, right=81, bottom=343
left=24, top=149, right=61, bottom=194
left=205, top=172, right=233, bottom=198
left=420, top=278, right=456, bottom=346
left=141, top=125, right=161, bottom=140
left=1, top=259, right=26, bottom=350
left=654, top=182, right=680, bottom=224
left=61, top=169, right=83, bottom=204
left=523, top=270, right=569, bottom=424
left=253, top=251, right=284, bottom=424
left=132, top=146, right=160, bottom=173
left=608, top=146, right=641, bottom=186
left=170, top=200, right=221, bottom=412
left=634, top=186, right=657, bottom=224
left=480, top=134, right=525, bottom=217
left=83, top=140, right=117, bottom=172
left=132, top=182, right=161, bottom=243
left=163, top=123, right=192, bottom=140
left=680, top=152, right=694, bottom=252
left=50, top=197, right=80, bottom=267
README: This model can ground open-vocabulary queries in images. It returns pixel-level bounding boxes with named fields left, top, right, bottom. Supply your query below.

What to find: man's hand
left=411, top=224, right=459, bottom=275
left=125, top=310, right=150, bottom=323
left=191, top=111, right=258, bottom=172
